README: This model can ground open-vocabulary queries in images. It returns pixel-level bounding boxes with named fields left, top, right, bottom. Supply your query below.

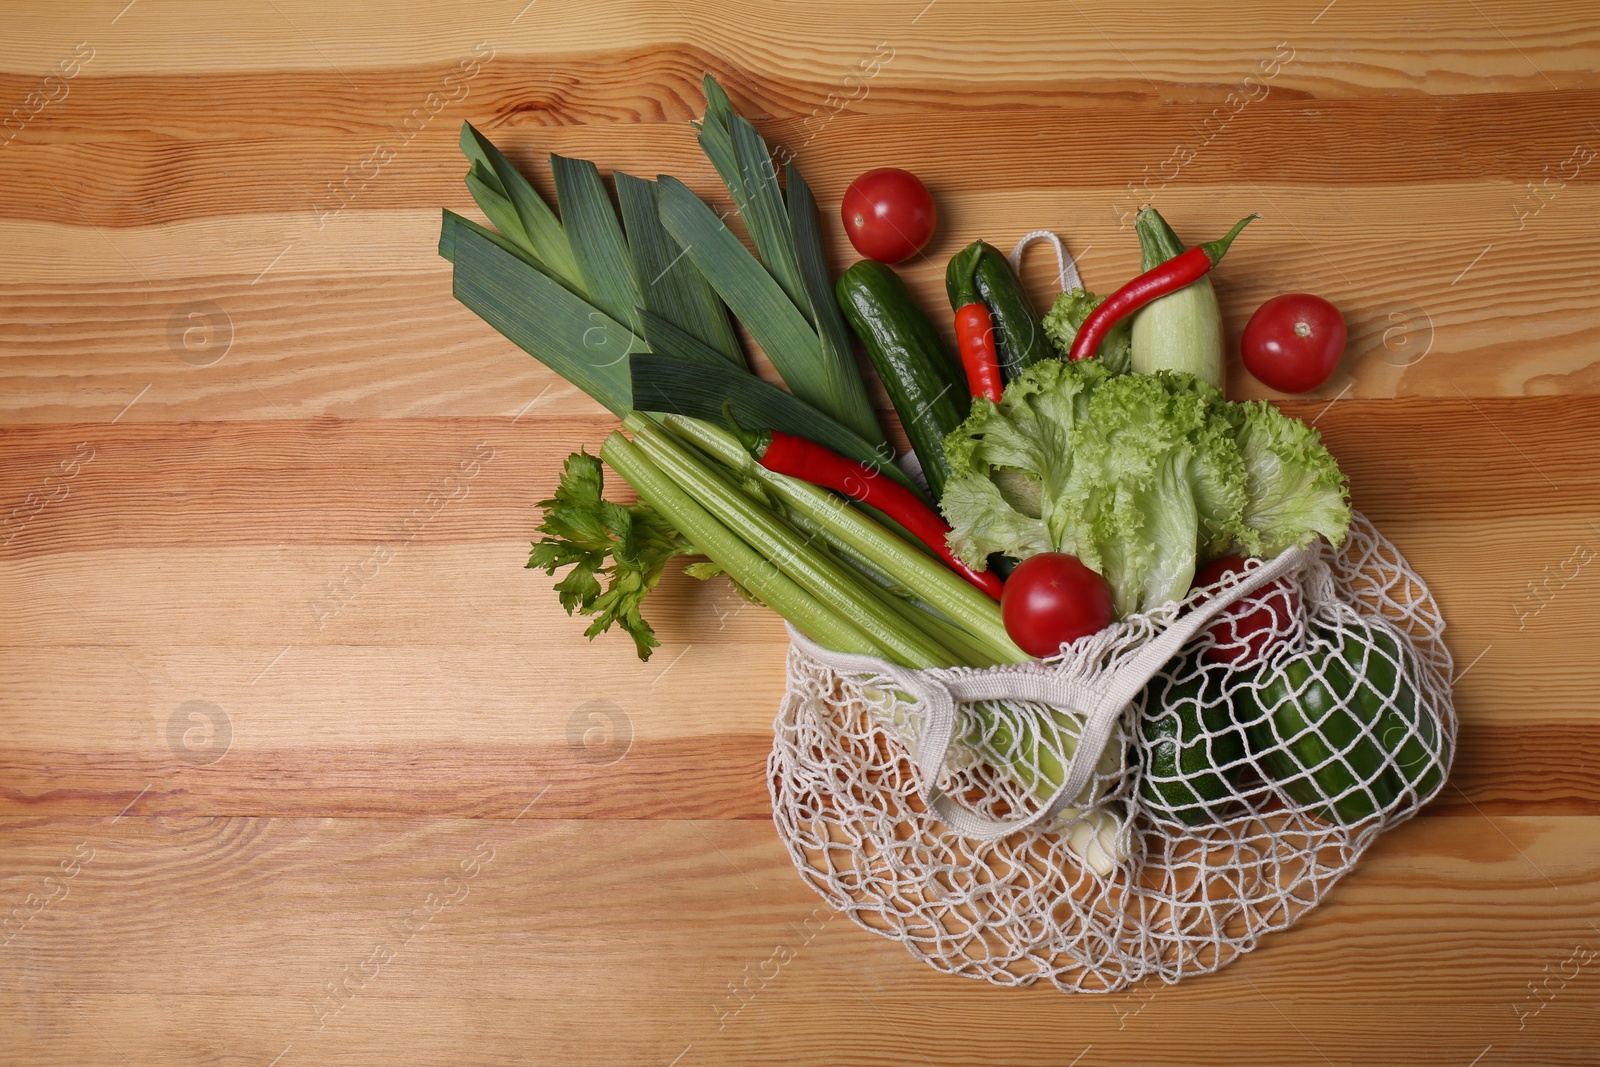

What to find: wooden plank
left=5, top=184, right=1599, bottom=422
left=4, top=0, right=1599, bottom=1060
left=3, top=0, right=1597, bottom=87
left=7, top=93, right=1600, bottom=228
left=0, top=814, right=1595, bottom=1065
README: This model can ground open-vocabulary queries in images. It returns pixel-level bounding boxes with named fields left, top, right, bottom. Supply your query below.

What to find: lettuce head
left=940, top=360, right=1349, bottom=618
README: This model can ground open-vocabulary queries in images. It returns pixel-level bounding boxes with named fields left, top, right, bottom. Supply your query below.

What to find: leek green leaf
left=615, top=172, right=743, bottom=365
left=633, top=309, right=734, bottom=367
left=692, top=76, right=751, bottom=229
left=699, top=73, right=737, bottom=131
left=447, top=216, right=638, bottom=416
left=729, top=112, right=807, bottom=310
left=657, top=176, right=884, bottom=445
left=459, top=121, right=582, bottom=289
left=551, top=154, right=643, bottom=327
left=786, top=162, right=881, bottom=444
left=464, top=161, right=531, bottom=250
left=440, top=208, right=544, bottom=271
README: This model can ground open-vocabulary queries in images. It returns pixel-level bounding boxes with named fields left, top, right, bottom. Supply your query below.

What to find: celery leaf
left=527, top=450, right=696, bottom=660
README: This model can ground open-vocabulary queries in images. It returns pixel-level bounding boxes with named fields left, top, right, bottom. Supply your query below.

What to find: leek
left=447, top=217, right=638, bottom=416
left=656, top=175, right=884, bottom=444
left=694, top=75, right=808, bottom=311
left=459, top=122, right=582, bottom=289
left=550, top=154, right=643, bottom=327
left=615, top=172, right=743, bottom=365
left=786, top=162, right=864, bottom=416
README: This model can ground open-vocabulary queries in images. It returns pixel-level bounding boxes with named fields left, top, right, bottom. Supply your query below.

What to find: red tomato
left=1241, top=293, right=1347, bottom=393
left=1001, top=553, right=1114, bottom=659
left=1191, top=556, right=1301, bottom=667
left=840, top=168, right=936, bottom=263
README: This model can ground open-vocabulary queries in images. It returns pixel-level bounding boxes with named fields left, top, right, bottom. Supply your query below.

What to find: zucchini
left=1129, top=208, right=1225, bottom=389
left=946, top=241, right=1051, bottom=382
left=837, top=261, right=969, bottom=500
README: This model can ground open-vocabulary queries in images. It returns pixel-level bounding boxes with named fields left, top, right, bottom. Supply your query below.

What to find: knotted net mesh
left=769, top=512, right=1455, bottom=992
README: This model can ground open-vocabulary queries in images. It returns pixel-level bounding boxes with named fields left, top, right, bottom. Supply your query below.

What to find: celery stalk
left=626, top=415, right=955, bottom=670
left=894, top=598, right=1002, bottom=669
left=682, top=439, right=989, bottom=669
left=861, top=579, right=999, bottom=669
left=659, top=414, right=1029, bottom=665
left=769, top=503, right=996, bottom=666
left=777, top=506, right=998, bottom=667
left=599, top=433, right=885, bottom=659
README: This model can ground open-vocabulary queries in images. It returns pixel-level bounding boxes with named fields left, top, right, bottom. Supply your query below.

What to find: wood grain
left=0, top=814, right=1596, bottom=1065
left=3, top=0, right=1599, bottom=1063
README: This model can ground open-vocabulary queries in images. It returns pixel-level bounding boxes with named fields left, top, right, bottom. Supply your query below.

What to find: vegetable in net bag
left=769, top=511, right=1454, bottom=992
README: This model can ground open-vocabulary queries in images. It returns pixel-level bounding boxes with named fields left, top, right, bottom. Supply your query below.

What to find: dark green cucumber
left=946, top=241, right=1051, bottom=382
left=1137, top=653, right=1246, bottom=825
left=836, top=261, right=969, bottom=500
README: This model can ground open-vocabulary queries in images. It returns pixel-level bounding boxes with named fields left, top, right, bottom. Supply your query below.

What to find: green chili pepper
left=1237, top=619, right=1446, bottom=825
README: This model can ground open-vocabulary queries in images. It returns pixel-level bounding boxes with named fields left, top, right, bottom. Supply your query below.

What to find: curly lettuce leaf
left=1232, top=400, right=1351, bottom=556
left=1064, top=369, right=1246, bottom=616
left=942, top=360, right=1108, bottom=568
left=1042, top=287, right=1132, bottom=373
left=527, top=450, right=696, bottom=659
left=1093, top=457, right=1201, bottom=618
left=940, top=472, right=1052, bottom=566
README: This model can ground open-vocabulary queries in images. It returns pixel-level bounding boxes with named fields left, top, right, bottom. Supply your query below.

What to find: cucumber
left=1137, top=653, right=1246, bottom=826
left=946, top=241, right=1051, bottom=382
left=974, top=245, right=1051, bottom=380
left=836, top=261, right=969, bottom=501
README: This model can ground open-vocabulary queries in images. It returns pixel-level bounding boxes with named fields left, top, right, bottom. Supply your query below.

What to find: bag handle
left=790, top=546, right=1310, bottom=843
left=1008, top=230, right=1083, bottom=294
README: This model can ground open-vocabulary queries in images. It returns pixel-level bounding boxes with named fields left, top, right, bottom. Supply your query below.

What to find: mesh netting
left=769, top=512, right=1455, bottom=993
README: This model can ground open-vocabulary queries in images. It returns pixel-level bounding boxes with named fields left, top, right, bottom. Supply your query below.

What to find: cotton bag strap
left=1008, top=230, right=1083, bottom=293
left=790, top=545, right=1309, bottom=842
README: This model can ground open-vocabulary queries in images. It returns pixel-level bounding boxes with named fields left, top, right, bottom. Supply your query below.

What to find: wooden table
left=3, top=2, right=1597, bottom=1063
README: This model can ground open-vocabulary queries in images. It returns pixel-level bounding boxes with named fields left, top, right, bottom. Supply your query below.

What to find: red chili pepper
left=953, top=302, right=1004, bottom=403
left=1068, top=213, right=1258, bottom=363
left=746, top=428, right=1003, bottom=601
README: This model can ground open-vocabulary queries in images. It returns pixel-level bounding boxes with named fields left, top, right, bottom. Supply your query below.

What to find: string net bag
left=769, top=511, right=1456, bottom=993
